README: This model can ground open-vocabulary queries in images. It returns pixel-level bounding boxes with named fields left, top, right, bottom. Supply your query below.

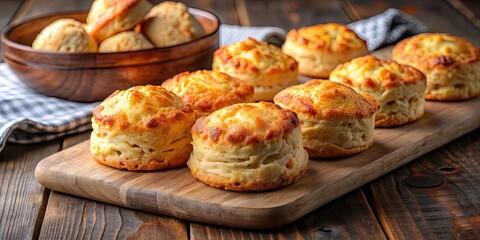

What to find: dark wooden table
left=1, top=0, right=479, bottom=239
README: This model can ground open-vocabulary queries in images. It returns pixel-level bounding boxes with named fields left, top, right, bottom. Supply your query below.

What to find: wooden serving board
left=35, top=98, right=480, bottom=229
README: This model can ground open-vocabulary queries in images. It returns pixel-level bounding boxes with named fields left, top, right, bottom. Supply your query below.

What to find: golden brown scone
left=161, top=70, right=254, bottom=118
left=135, top=1, right=205, bottom=47
left=98, top=31, right=154, bottom=52
left=282, top=23, right=368, bottom=78
left=213, top=38, right=299, bottom=101
left=32, top=19, right=97, bottom=52
left=330, top=55, right=426, bottom=127
left=273, top=80, right=378, bottom=158
left=392, top=33, right=480, bottom=100
left=187, top=102, right=309, bottom=191
left=86, top=0, right=152, bottom=43
left=90, top=85, right=195, bottom=171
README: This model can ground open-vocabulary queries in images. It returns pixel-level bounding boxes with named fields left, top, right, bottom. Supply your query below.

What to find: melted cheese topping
left=214, top=38, right=297, bottom=73
left=97, top=85, right=189, bottom=125
left=285, top=23, right=366, bottom=52
left=161, top=70, right=254, bottom=114
left=192, top=102, right=299, bottom=145
left=393, top=33, right=479, bottom=70
left=274, top=80, right=378, bottom=119
left=330, top=55, right=425, bottom=90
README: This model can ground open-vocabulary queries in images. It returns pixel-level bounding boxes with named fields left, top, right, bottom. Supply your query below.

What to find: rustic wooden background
left=0, top=0, right=479, bottom=239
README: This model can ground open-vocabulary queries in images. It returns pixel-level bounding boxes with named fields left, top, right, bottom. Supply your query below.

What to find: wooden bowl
left=1, top=9, right=219, bottom=102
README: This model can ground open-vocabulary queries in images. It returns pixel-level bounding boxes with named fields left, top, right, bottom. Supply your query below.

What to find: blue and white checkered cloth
left=0, top=9, right=426, bottom=152
left=0, top=64, right=98, bottom=150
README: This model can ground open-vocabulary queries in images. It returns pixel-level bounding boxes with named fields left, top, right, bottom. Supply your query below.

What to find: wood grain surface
left=0, top=141, right=60, bottom=239
left=35, top=97, right=480, bottom=229
left=39, top=132, right=190, bottom=239
left=190, top=189, right=387, bottom=239
left=1, top=0, right=479, bottom=238
left=366, top=129, right=480, bottom=239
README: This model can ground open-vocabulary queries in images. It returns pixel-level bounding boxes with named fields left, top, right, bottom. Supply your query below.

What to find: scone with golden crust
left=330, top=55, right=426, bottom=127
left=187, top=102, right=309, bottom=191
left=273, top=80, right=378, bottom=157
left=161, top=70, right=254, bottom=118
left=392, top=33, right=480, bottom=100
left=86, top=0, right=152, bottom=43
left=213, top=38, right=299, bottom=101
left=135, top=1, right=205, bottom=47
left=98, top=31, right=154, bottom=52
left=90, top=85, right=195, bottom=171
left=32, top=19, right=97, bottom=52
left=282, top=23, right=368, bottom=78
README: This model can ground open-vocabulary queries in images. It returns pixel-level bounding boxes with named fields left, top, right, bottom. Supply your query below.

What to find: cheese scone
left=213, top=38, right=299, bottom=101
left=135, top=1, right=205, bottom=47
left=274, top=80, right=378, bottom=157
left=330, top=55, right=426, bottom=127
left=99, top=31, right=154, bottom=52
left=188, top=102, right=309, bottom=191
left=282, top=23, right=368, bottom=78
left=91, top=85, right=195, bottom=171
left=86, top=0, right=152, bottom=43
left=162, top=70, right=254, bottom=118
left=392, top=33, right=480, bottom=100
left=32, top=19, right=97, bottom=52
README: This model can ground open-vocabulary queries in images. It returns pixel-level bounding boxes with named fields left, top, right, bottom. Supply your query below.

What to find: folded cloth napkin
left=347, top=8, right=428, bottom=51
left=220, top=24, right=287, bottom=46
left=0, top=8, right=427, bottom=152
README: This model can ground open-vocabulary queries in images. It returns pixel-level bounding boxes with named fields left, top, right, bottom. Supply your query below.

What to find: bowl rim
left=1, top=7, right=221, bottom=56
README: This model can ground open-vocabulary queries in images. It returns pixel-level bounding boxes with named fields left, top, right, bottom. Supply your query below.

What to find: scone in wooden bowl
left=1, top=9, right=219, bottom=102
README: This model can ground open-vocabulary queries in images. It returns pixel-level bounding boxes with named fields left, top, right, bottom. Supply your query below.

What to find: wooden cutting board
left=35, top=98, right=480, bottom=229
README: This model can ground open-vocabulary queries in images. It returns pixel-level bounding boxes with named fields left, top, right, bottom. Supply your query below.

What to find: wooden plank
left=61, top=131, right=91, bottom=150
left=34, top=97, right=480, bottom=229
left=39, top=192, right=189, bottom=239
left=0, top=141, right=60, bottom=240
left=11, top=0, right=93, bottom=23
left=0, top=0, right=25, bottom=62
left=345, top=0, right=480, bottom=43
left=39, top=131, right=189, bottom=239
left=367, top=129, right=480, bottom=239
left=190, top=189, right=386, bottom=239
left=345, top=1, right=480, bottom=238
left=0, top=0, right=24, bottom=31
left=238, top=0, right=350, bottom=29
left=446, top=0, right=480, bottom=28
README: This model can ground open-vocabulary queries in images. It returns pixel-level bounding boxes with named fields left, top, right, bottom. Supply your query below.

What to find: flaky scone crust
left=213, top=38, right=298, bottom=101
left=32, top=19, right=97, bottom=52
left=86, top=0, right=152, bottom=42
left=189, top=150, right=308, bottom=191
left=91, top=85, right=195, bottom=171
left=392, top=33, right=480, bottom=100
left=135, top=1, right=205, bottom=47
left=273, top=80, right=378, bottom=120
left=283, top=23, right=367, bottom=53
left=392, top=33, right=479, bottom=71
left=274, top=80, right=377, bottom=157
left=188, top=102, right=308, bottom=191
left=192, top=102, right=299, bottom=146
left=161, top=70, right=254, bottom=118
left=330, top=55, right=426, bottom=127
left=282, top=23, right=368, bottom=78
left=98, top=31, right=154, bottom=52
left=305, top=138, right=374, bottom=158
